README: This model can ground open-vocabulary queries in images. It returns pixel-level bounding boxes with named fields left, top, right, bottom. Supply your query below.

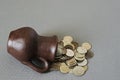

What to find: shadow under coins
left=86, top=50, right=94, bottom=59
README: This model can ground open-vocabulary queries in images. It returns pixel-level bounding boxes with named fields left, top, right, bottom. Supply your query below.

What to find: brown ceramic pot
left=7, top=27, right=58, bottom=73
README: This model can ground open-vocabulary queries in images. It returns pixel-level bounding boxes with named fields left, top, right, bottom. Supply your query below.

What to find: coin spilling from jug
left=7, top=27, right=93, bottom=76
left=50, top=36, right=92, bottom=76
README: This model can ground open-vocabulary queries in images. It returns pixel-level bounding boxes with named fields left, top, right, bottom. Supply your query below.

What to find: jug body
left=7, top=27, right=58, bottom=72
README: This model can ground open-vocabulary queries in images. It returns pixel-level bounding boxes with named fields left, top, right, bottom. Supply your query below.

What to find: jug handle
left=22, top=57, right=49, bottom=73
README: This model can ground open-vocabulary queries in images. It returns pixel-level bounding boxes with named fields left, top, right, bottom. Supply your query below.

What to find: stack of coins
left=50, top=36, right=92, bottom=76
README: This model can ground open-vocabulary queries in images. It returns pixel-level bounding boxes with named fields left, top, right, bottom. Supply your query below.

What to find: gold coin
left=66, top=49, right=75, bottom=57
left=58, top=42, right=64, bottom=49
left=63, top=36, right=73, bottom=43
left=62, top=48, right=67, bottom=54
left=56, top=44, right=63, bottom=56
left=64, top=43, right=75, bottom=50
left=82, top=65, right=88, bottom=71
left=58, top=41, right=64, bottom=46
left=82, top=42, right=92, bottom=50
left=60, top=62, right=66, bottom=66
left=56, top=43, right=66, bottom=56
left=71, top=41, right=79, bottom=49
left=77, top=59, right=88, bottom=66
left=55, top=55, right=63, bottom=59
left=72, top=66, right=85, bottom=76
left=66, top=58, right=77, bottom=67
left=56, top=56, right=72, bottom=62
left=63, top=41, right=74, bottom=47
left=60, top=65, right=70, bottom=73
left=50, top=62, right=61, bottom=71
left=75, top=52, right=85, bottom=58
left=74, top=56, right=85, bottom=61
left=64, top=45, right=73, bottom=50
left=69, top=69, right=73, bottom=73
left=57, top=47, right=66, bottom=54
left=56, top=48, right=63, bottom=56
left=63, top=41, right=71, bottom=47
left=77, top=47, right=87, bottom=54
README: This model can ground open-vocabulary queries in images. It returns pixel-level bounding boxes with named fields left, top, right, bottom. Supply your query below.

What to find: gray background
left=0, top=0, right=120, bottom=80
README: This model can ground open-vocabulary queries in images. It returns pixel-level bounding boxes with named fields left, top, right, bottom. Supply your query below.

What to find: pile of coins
left=50, top=36, right=92, bottom=76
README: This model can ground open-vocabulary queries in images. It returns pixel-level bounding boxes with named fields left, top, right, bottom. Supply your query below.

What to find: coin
left=53, top=37, right=92, bottom=76
left=72, top=66, right=85, bottom=76
left=66, top=49, right=74, bottom=57
left=82, top=65, right=88, bottom=71
left=60, top=64, right=70, bottom=73
left=50, top=62, right=61, bottom=71
left=58, top=41, right=64, bottom=46
left=63, top=36, right=73, bottom=43
left=55, top=55, right=63, bottom=59
left=82, top=42, right=92, bottom=50
left=77, top=59, right=88, bottom=66
left=72, top=41, right=79, bottom=49
left=56, top=47, right=66, bottom=56
left=64, top=43, right=75, bottom=50
left=56, top=48, right=63, bottom=56
left=60, top=62, right=66, bottom=66
left=66, top=58, right=77, bottom=67
left=55, top=55, right=72, bottom=62
left=77, top=47, right=87, bottom=54
left=62, top=48, right=67, bottom=54
left=56, top=42, right=67, bottom=57
left=74, top=56, right=85, bottom=61
left=69, top=69, right=73, bottom=73
left=58, top=42, right=64, bottom=48
left=75, top=52, right=85, bottom=58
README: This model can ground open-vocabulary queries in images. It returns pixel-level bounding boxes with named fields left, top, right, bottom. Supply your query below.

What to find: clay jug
left=7, top=27, right=58, bottom=72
